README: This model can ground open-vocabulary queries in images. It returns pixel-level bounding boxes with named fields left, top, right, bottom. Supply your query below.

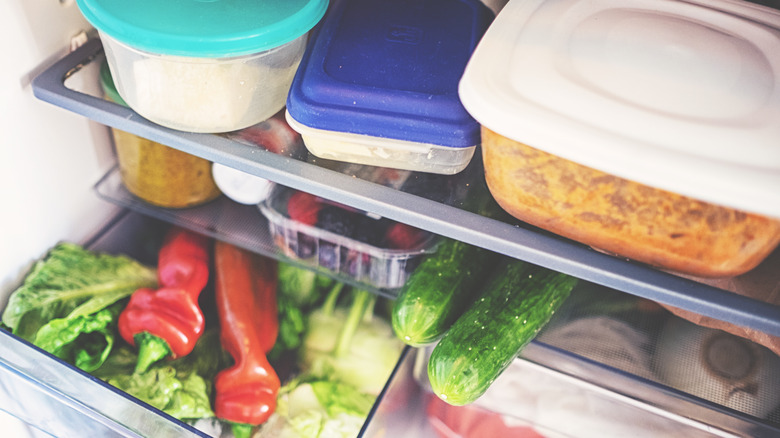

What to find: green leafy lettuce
left=93, top=328, right=228, bottom=420
left=272, top=263, right=335, bottom=359
left=272, top=377, right=376, bottom=438
left=2, top=243, right=157, bottom=371
left=34, top=301, right=125, bottom=372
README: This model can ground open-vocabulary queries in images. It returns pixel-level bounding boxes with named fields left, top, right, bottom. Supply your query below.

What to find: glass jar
left=100, top=62, right=222, bottom=208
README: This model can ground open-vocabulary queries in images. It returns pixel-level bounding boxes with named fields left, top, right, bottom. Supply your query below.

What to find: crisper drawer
left=364, top=283, right=780, bottom=438
left=0, top=210, right=407, bottom=438
left=367, top=349, right=780, bottom=438
left=0, top=212, right=209, bottom=438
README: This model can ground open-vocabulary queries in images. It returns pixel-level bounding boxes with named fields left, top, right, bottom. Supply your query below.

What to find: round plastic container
left=100, top=62, right=222, bottom=208
left=77, top=0, right=328, bottom=133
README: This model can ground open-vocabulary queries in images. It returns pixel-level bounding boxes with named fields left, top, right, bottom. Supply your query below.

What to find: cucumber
left=392, top=237, right=498, bottom=346
left=427, top=260, right=578, bottom=406
left=392, top=180, right=508, bottom=347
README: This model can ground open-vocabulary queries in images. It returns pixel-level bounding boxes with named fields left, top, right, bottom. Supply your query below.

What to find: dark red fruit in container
left=384, top=223, right=426, bottom=249
left=230, top=111, right=304, bottom=158
left=287, top=191, right=322, bottom=226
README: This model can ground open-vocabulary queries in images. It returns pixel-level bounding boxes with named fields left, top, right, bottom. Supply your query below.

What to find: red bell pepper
left=214, top=241, right=280, bottom=438
left=118, top=227, right=211, bottom=373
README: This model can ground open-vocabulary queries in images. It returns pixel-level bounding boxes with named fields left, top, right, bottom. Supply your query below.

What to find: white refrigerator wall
left=1, top=2, right=120, bottom=436
left=0, top=0, right=119, bottom=300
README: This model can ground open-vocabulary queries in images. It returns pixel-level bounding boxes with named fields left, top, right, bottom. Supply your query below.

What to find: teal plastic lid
left=76, top=0, right=328, bottom=57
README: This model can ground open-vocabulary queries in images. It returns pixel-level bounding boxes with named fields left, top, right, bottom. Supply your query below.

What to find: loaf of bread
left=481, top=127, right=780, bottom=278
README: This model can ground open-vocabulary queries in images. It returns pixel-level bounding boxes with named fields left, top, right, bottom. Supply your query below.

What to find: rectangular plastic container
left=285, top=0, right=494, bottom=174
left=258, top=185, right=437, bottom=289
left=458, top=0, right=780, bottom=277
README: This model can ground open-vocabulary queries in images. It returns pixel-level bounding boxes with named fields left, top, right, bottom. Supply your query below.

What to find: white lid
left=211, top=163, right=275, bottom=205
left=460, top=0, right=780, bottom=218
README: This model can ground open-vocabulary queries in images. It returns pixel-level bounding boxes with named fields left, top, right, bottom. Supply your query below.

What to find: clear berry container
left=258, top=185, right=437, bottom=289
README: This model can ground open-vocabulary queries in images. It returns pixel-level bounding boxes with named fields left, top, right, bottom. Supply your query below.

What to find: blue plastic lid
left=76, top=0, right=329, bottom=57
left=286, top=0, right=493, bottom=147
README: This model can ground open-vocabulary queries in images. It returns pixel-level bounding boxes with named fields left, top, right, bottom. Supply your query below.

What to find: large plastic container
left=77, top=0, right=328, bottom=133
left=100, top=62, right=222, bottom=208
left=286, top=0, right=494, bottom=174
left=459, top=0, right=780, bottom=277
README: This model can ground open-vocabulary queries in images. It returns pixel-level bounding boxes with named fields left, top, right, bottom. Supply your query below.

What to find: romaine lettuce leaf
left=2, top=243, right=157, bottom=371
left=2, top=243, right=157, bottom=341
left=274, top=378, right=375, bottom=438
left=33, top=301, right=125, bottom=372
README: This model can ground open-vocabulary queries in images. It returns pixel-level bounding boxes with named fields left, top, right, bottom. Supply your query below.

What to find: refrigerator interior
left=3, top=0, right=780, bottom=436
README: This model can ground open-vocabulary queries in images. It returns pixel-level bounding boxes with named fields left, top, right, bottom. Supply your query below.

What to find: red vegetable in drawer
left=426, top=393, right=546, bottom=438
left=118, top=227, right=211, bottom=373
left=214, top=241, right=281, bottom=438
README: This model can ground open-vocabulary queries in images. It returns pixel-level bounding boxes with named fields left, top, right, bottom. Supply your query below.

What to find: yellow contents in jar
left=112, top=129, right=222, bottom=208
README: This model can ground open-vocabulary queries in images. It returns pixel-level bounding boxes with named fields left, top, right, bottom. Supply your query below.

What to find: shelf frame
left=31, top=38, right=780, bottom=336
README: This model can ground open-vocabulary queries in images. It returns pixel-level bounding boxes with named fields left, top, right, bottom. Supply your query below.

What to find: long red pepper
left=118, top=227, right=211, bottom=373
left=214, top=241, right=280, bottom=438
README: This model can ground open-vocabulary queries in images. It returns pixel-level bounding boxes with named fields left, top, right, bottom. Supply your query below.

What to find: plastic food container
left=77, top=0, right=328, bottom=133
left=258, top=185, right=437, bottom=289
left=285, top=0, right=493, bottom=174
left=100, top=62, right=222, bottom=208
left=459, top=0, right=780, bottom=277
